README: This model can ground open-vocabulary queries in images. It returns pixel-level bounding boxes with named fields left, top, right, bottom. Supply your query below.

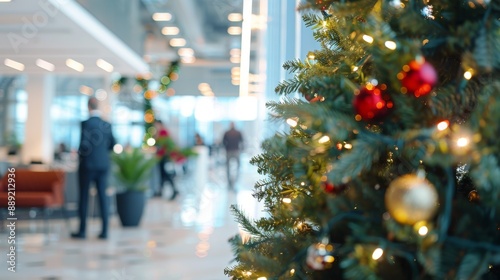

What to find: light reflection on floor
left=0, top=153, right=265, bottom=280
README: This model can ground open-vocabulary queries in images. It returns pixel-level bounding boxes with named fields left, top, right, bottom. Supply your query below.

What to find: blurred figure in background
left=222, top=122, right=244, bottom=190
left=54, top=142, right=68, bottom=161
left=194, top=133, right=204, bottom=146
left=154, top=120, right=179, bottom=200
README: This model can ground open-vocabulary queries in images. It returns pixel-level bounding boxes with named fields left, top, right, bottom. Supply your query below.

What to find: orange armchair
left=0, top=169, right=65, bottom=209
left=0, top=169, right=66, bottom=238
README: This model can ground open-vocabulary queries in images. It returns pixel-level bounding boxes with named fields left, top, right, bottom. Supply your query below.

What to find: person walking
left=222, top=122, right=244, bottom=190
left=154, top=120, right=179, bottom=200
left=72, top=97, right=116, bottom=239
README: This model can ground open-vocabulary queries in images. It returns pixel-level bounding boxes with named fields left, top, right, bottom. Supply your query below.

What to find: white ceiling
left=0, top=0, right=149, bottom=75
left=143, top=0, right=242, bottom=61
left=142, top=0, right=246, bottom=96
left=0, top=0, right=257, bottom=97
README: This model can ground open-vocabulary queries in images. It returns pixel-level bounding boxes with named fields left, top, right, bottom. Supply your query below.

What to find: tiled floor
left=0, top=154, right=264, bottom=280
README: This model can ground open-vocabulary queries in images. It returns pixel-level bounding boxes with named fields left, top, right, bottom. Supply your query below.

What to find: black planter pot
left=115, top=191, right=146, bottom=227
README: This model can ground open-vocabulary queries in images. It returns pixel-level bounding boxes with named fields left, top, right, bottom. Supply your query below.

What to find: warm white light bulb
left=318, top=135, right=330, bottom=144
left=456, top=137, right=470, bottom=147
left=464, top=71, right=473, bottom=80
left=418, top=226, right=429, bottom=236
left=146, top=138, right=156, bottom=146
left=362, top=35, right=374, bottom=43
left=385, top=41, right=397, bottom=50
left=437, top=120, right=449, bottom=131
left=372, top=248, right=383, bottom=260
left=286, top=118, right=298, bottom=127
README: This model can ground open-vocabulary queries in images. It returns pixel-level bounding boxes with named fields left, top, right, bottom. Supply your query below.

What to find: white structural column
left=261, top=0, right=321, bottom=139
left=22, top=75, right=55, bottom=164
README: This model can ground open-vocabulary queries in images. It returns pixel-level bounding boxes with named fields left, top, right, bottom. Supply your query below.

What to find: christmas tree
left=226, top=0, right=500, bottom=279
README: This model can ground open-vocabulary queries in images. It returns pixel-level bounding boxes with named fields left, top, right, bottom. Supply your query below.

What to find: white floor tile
left=0, top=155, right=264, bottom=280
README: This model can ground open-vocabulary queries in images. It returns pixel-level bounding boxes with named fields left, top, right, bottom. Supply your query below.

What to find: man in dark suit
left=72, top=97, right=116, bottom=239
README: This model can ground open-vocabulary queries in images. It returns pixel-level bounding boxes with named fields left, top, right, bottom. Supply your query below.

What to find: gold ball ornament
left=385, top=174, right=439, bottom=225
left=468, top=190, right=480, bottom=203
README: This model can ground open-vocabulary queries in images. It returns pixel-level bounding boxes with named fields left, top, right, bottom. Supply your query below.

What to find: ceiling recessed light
left=66, top=59, right=84, bottom=72
left=181, top=56, right=196, bottom=64
left=169, top=38, right=186, bottom=47
left=4, top=58, right=24, bottom=71
left=228, top=13, right=243, bottom=22
left=231, top=67, right=240, bottom=75
left=79, top=85, right=94, bottom=96
left=198, top=83, right=211, bottom=91
left=228, top=26, right=242, bottom=35
left=178, top=48, right=194, bottom=56
left=36, top=59, right=55, bottom=72
left=162, top=26, right=179, bottom=35
left=230, top=56, right=240, bottom=63
left=152, top=12, right=172, bottom=21
left=96, top=59, right=114, bottom=72
left=230, top=48, right=241, bottom=56
left=0, top=0, right=12, bottom=2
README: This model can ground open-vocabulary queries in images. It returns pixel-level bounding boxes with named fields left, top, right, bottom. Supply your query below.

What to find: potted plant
left=112, top=147, right=158, bottom=227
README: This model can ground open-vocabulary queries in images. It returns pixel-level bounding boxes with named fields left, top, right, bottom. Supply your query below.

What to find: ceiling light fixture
left=36, top=59, right=55, bottom=72
left=79, top=85, right=94, bottom=96
left=198, top=83, right=211, bottom=91
left=66, top=59, right=84, bottom=72
left=169, top=38, right=186, bottom=47
left=230, top=56, right=240, bottom=63
left=181, top=56, right=196, bottom=64
left=152, top=12, right=172, bottom=21
left=162, top=26, right=179, bottom=35
left=178, top=48, right=194, bottom=56
left=96, top=59, right=114, bottom=72
left=0, top=0, right=12, bottom=2
left=230, top=48, right=241, bottom=56
left=228, top=26, right=242, bottom=35
left=198, top=83, right=214, bottom=96
left=228, top=13, right=243, bottom=22
left=4, top=58, right=24, bottom=71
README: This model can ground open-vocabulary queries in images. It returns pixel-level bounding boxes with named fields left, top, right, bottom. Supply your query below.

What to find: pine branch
left=230, top=205, right=270, bottom=239
left=282, top=59, right=310, bottom=74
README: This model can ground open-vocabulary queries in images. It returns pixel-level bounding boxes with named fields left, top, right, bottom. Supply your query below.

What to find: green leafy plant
left=156, top=134, right=198, bottom=162
left=112, top=148, right=158, bottom=192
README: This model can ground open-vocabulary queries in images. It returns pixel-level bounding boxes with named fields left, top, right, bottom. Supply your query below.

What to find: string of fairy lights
left=111, top=60, right=180, bottom=145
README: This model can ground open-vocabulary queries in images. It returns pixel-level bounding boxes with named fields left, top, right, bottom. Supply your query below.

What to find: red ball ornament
left=313, top=0, right=334, bottom=10
left=323, top=182, right=335, bottom=193
left=301, top=90, right=323, bottom=103
left=399, top=59, right=437, bottom=97
left=300, top=87, right=316, bottom=102
left=353, top=84, right=392, bottom=121
left=322, top=182, right=347, bottom=194
left=309, top=95, right=324, bottom=103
